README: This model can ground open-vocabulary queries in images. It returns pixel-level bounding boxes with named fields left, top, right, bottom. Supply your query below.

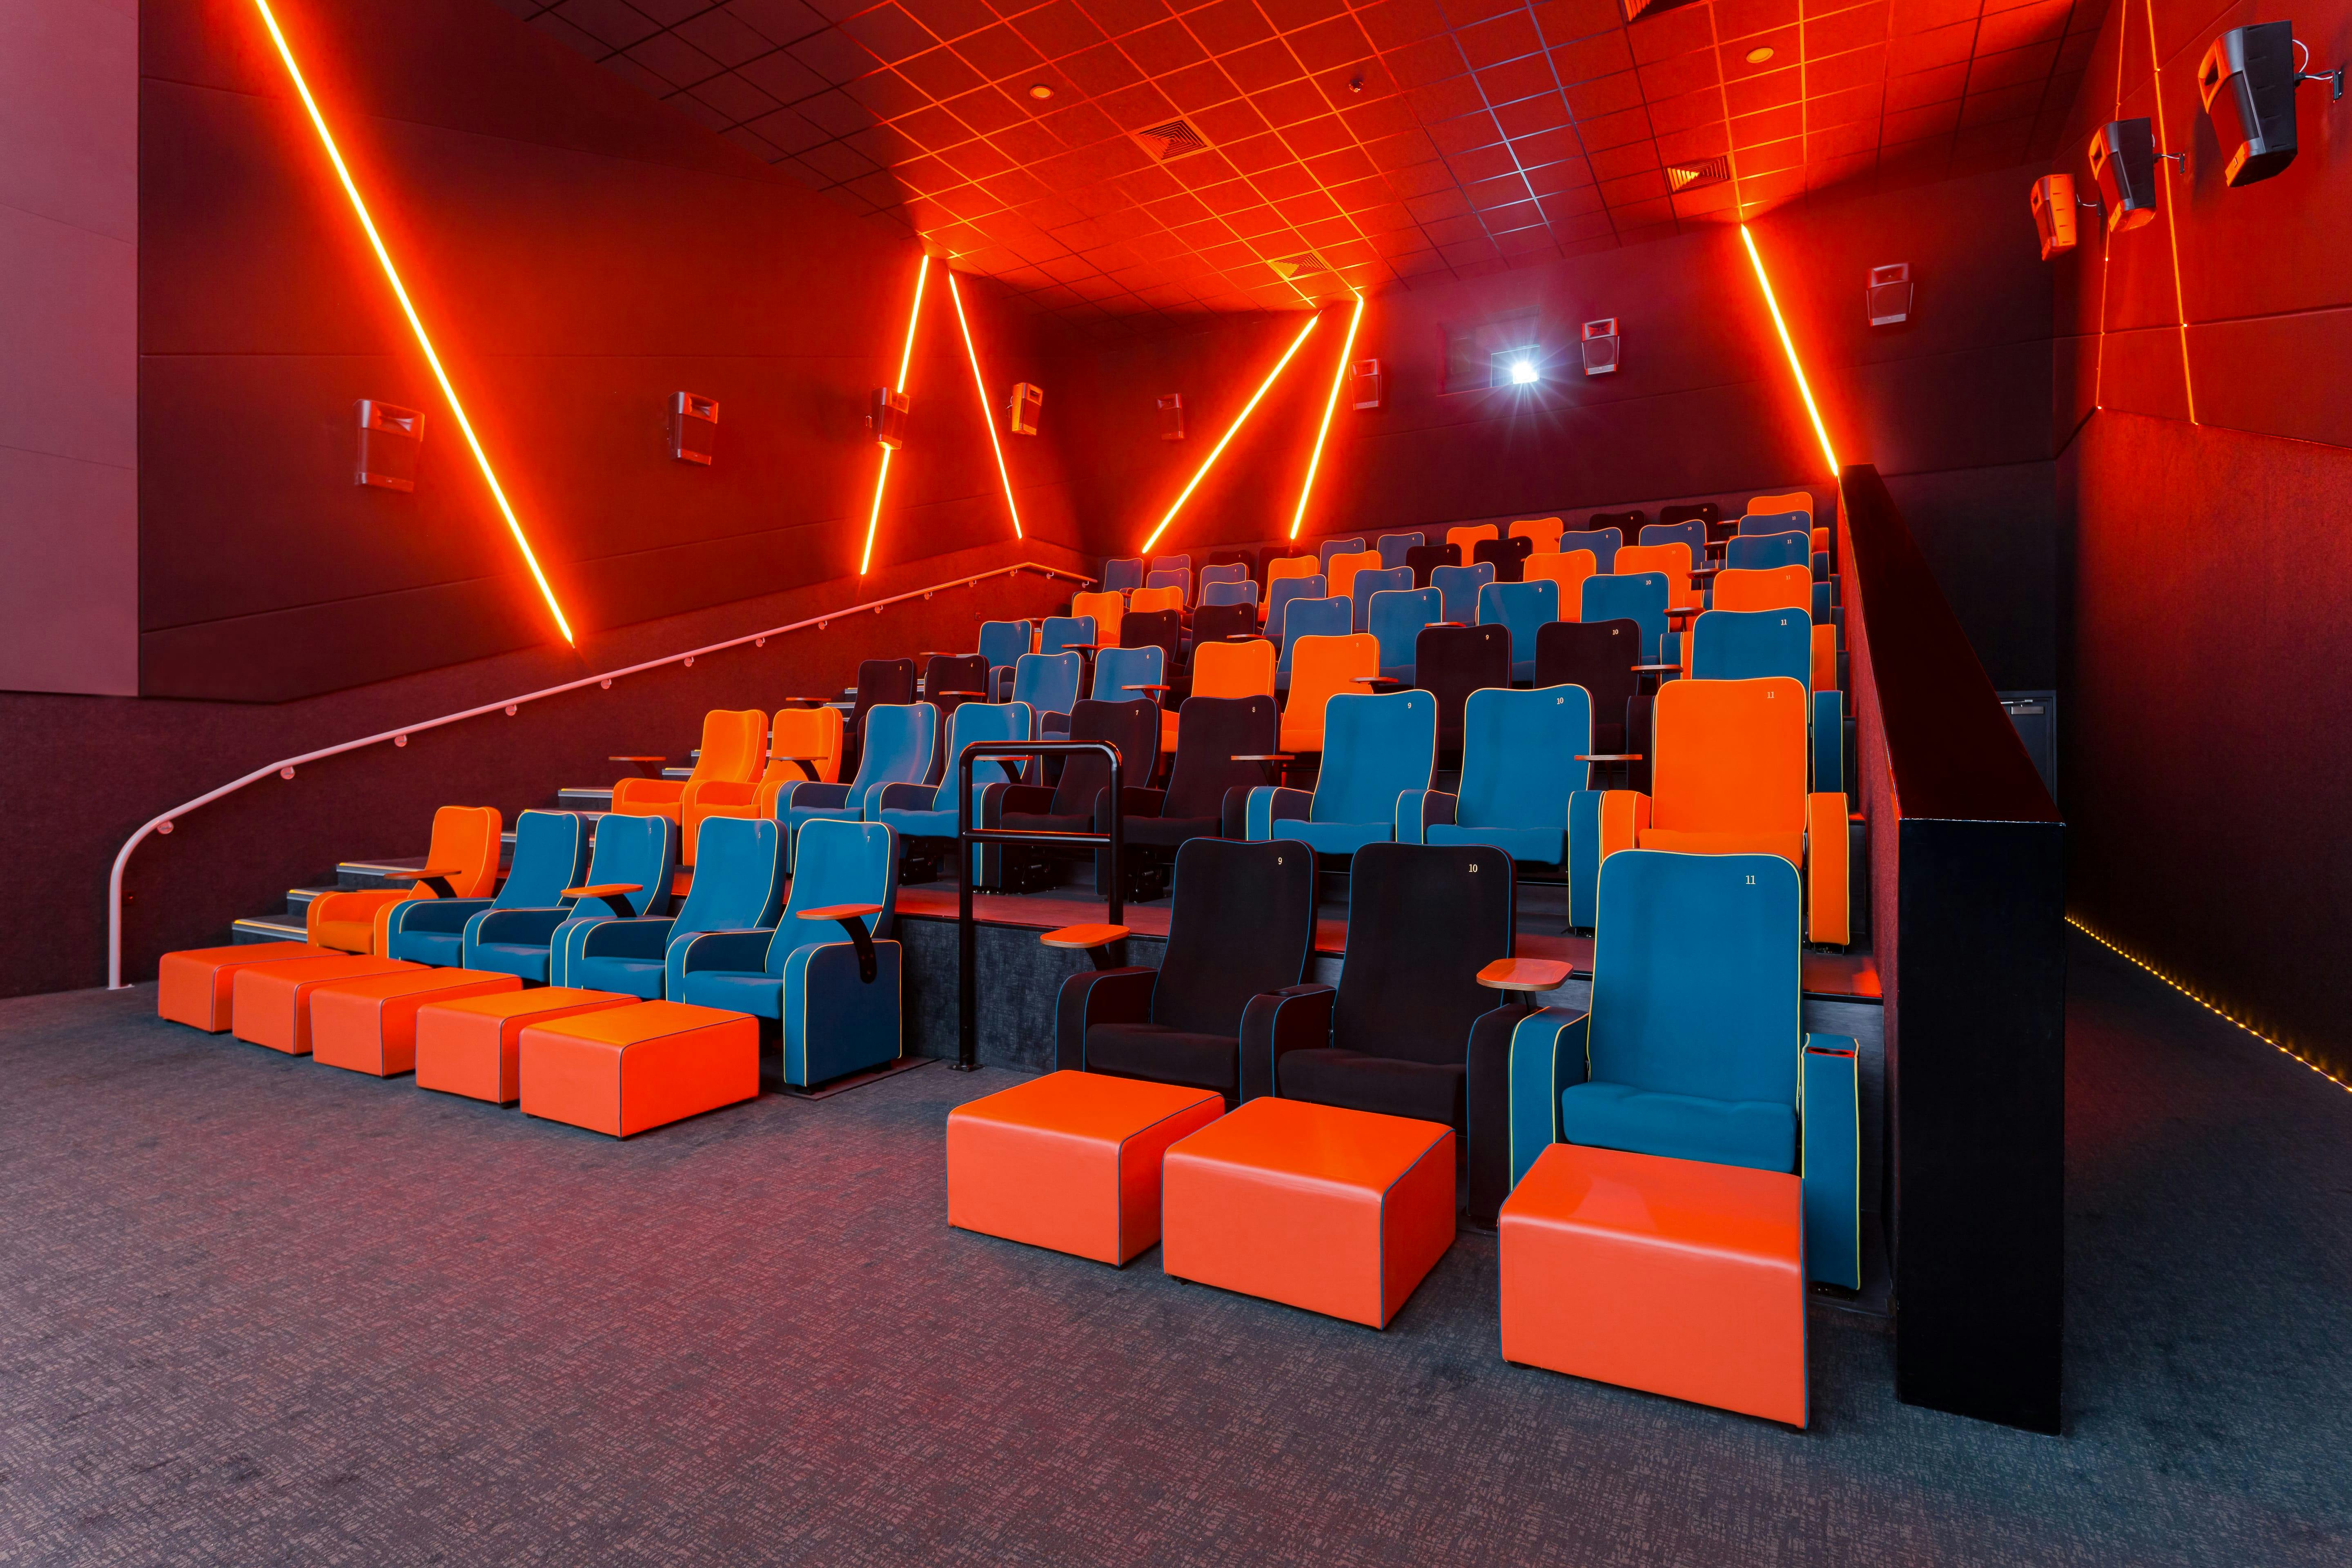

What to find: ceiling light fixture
left=1029, top=82, right=1053, bottom=99
left=946, top=271, right=1022, bottom=542
left=860, top=253, right=931, bottom=576
left=1738, top=224, right=1842, bottom=476
left=1141, top=314, right=1320, bottom=554
left=1746, top=46, right=1775, bottom=64
left=1288, top=293, right=1367, bottom=540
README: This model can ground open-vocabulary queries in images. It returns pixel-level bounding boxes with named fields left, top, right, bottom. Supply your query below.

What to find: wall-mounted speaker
left=354, top=399, right=425, bottom=491
left=1007, top=381, right=1042, bottom=434
left=2088, top=118, right=2160, bottom=232
left=1580, top=319, right=1620, bottom=376
left=668, top=392, right=717, bottom=465
left=1866, top=264, right=1912, bottom=326
left=2199, top=21, right=2300, bottom=185
left=1157, top=392, right=1185, bottom=440
left=1350, top=358, right=1383, bottom=409
left=869, top=387, right=909, bottom=448
left=2029, top=174, right=2081, bottom=258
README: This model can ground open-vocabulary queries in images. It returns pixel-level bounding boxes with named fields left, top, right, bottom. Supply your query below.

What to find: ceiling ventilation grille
left=1269, top=253, right=1328, bottom=280
left=1130, top=119, right=1209, bottom=162
left=1666, top=156, right=1732, bottom=192
left=1621, top=0, right=1706, bottom=22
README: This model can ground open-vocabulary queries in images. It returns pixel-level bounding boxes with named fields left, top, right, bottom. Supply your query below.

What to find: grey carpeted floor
left=0, top=934, right=2345, bottom=1565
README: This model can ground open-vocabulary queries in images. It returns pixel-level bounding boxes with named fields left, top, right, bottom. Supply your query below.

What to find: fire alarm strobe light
left=2030, top=174, right=2084, bottom=259
left=1007, top=382, right=1042, bottom=435
left=1866, top=265, right=1912, bottom=327
left=669, top=392, right=717, bottom=465
left=355, top=399, right=425, bottom=491
left=1581, top=319, right=1620, bottom=376
left=1351, top=358, right=1383, bottom=410
left=1158, top=393, right=1185, bottom=441
left=869, top=388, right=910, bottom=449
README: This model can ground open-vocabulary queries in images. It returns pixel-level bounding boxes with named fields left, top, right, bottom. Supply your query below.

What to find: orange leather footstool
left=231, top=955, right=420, bottom=1055
left=1500, top=1143, right=1807, bottom=1427
left=309, top=969, right=522, bottom=1078
left=946, top=1070, right=1225, bottom=1266
left=414, top=988, right=637, bottom=1105
left=518, top=1001, right=758, bottom=1136
left=157, top=943, right=325, bottom=1032
left=1161, top=1097, right=1455, bottom=1329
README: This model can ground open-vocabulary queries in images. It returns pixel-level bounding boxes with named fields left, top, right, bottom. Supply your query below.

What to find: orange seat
left=1160, top=1096, right=1454, bottom=1328
left=231, top=954, right=420, bottom=1055
left=1711, top=564, right=1811, bottom=614
left=1615, top=541, right=1697, bottom=608
left=1323, top=550, right=1381, bottom=606
left=308, top=968, right=521, bottom=1077
left=1444, top=523, right=1498, bottom=557
left=947, top=1069, right=1225, bottom=1265
left=157, top=942, right=326, bottom=1031
left=1261, top=555, right=1319, bottom=621
left=610, top=709, right=766, bottom=830
left=683, top=706, right=844, bottom=863
left=1167, top=637, right=1275, bottom=751
left=1509, top=516, right=1564, bottom=552
left=519, top=1000, right=758, bottom=1136
left=304, top=805, right=502, bottom=954
left=1069, top=589, right=1123, bottom=645
left=1279, top=632, right=1377, bottom=753
left=1746, top=490, right=1812, bottom=520
left=1523, top=548, right=1597, bottom=601
left=415, top=987, right=638, bottom=1105
left=1501, top=1143, right=1806, bottom=1426
left=1127, top=585, right=1183, bottom=616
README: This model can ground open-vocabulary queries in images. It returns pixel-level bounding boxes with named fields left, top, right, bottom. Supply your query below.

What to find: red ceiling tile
left=1364, top=127, right=1443, bottom=168
left=1565, top=71, right=1646, bottom=120
left=1359, top=0, right=1450, bottom=49
left=1307, top=145, right=1379, bottom=184
left=841, top=4, right=941, bottom=62
left=1439, top=234, right=1503, bottom=265
left=1805, top=148, right=1880, bottom=189
left=1537, top=181, right=1603, bottom=219
left=1731, top=101, right=1803, bottom=147
left=1599, top=167, right=1669, bottom=206
left=1495, top=90, right=1572, bottom=138
left=1121, top=17, right=1209, bottom=71
left=1065, top=41, right=1150, bottom=93
left=1386, top=157, right=1459, bottom=195
left=1250, top=159, right=1321, bottom=197
left=1967, top=40, right=2058, bottom=92
left=1389, top=35, right=1472, bottom=88
left=1889, top=21, right=1979, bottom=75
left=1640, top=49, right=1721, bottom=100
left=1715, top=0, right=1802, bottom=39
left=989, top=116, right=1067, bottom=160
left=1550, top=30, right=1635, bottom=85
left=1014, top=0, right=1113, bottom=54
left=1288, top=14, right=1375, bottom=71
left=1260, top=0, right=1350, bottom=28
left=1579, top=105, right=1655, bottom=151
left=1885, top=60, right=1967, bottom=107
left=1808, top=41, right=1889, bottom=92
left=1735, top=164, right=1805, bottom=204
left=942, top=136, right=1022, bottom=176
left=903, top=0, right=998, bottom=40
left=1042, top=98, right=1123, bottom=143
left=1977, top=0, right=2069, bottom=54
left=1806, top=115, right=1880, bottom=156
left=1457, top=11, right=1544, bottom=69
left=1890, top=0, right=1981, bottom=33
left=1275, top=189, right=1345, bottom=223
left=1407, top=183, right=1474, bottom=220
left=1496, top=222, right=1561, bottom=256
left=1183, top=0, right=1278, bottom=52
left=1526, top=154, right=1594, bottom=192
left=1654, top=121, right=1728, bottom=160
left=1409, top=75, right=1489, bottom=120
left=1185, top=95, right=1268, bottom=142
left=1156, top=59, right=1245, bottom=107
left=1881, top=99, right=1960, bottom=140
left=1476, top=53, right=1558, bottom=102
left=1508, top=124, right=1582, bottom=167
left=1530, top=0, right=1623, bottom=47
left=1588, top=138, right=1660, bottom=181
left=1219, top=38, right=1307, bottom=91
left=1468, top=176, right=1535, bottom=212
left=1722, top=26, right=1797, bottom=77
left=1724, top=67, right=1800, bottom=116
left=844, top=69, right=933, bottom=118
left=1354, top=199, right=1419, bottom=231
left=1221, top=130, right=1293, bottom=170
left=1446, top=141, right=1519, bottom=182
left=1429, top=110, right=1506, bottom=154
left=1341, top=93, right=1422, bottom=139
left=847, top=120, right=926, bottom=165
left=1281, top=111, right=1355, bottom=154
left=1960, top=78, right=2042, bottom=123
left=1810, top=2, right=1891, bottom=57
left=1247, top=77, right=1329, bottom=125
left=1810, top=80, right=1886, bottom=128
left=1627, top=7, right=1713, bottom=65
left=1739, top=133, right=1803, bottom=174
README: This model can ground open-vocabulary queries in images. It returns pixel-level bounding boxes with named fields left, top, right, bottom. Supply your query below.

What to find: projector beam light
left=249, top=0, right=573, bottom=644
left=860, top=254, right=931, bottom=576
left=1288, top=294, right=1365, bottom=540
left=947, top=272, right=1022, bottom=541
left=1739, top=225, right=1842, bottom=476
left=1143, top=314, right=1320, bottom=555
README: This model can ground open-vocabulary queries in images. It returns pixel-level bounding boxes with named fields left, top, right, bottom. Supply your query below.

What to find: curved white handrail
left=108, top=561, right=1093, bottom=987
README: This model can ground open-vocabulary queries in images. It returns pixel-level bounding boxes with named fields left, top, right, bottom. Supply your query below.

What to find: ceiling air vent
left=1621, top=0, right=1706, bottom=22
left=1130, top=118, right=1209, bottom=162
left=1666, top=156, right=1732, bottom=192
left=1269, top=253, right=1328, bottom=281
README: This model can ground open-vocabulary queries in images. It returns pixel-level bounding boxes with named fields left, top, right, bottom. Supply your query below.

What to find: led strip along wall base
left=1141, top=314, right=1321, bottom=556
left=861, top=254, right=933, bottom=576
left=250, top=0, right=575, bottom=644
left=1289, top=294, right=1366, bottom=541
left=1739, top=224, right=1843, bottom=478
left=947, top=272, right=1021, bottom=541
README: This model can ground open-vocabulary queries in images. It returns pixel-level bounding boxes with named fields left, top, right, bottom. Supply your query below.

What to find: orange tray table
left=519, top=1001, right=758, bottom=1137
left=414, top=987, right=638, bottom=1105
left=308, top=969, right=522, bottom=1078
left=947, top=1070, right=1225, bottom=1266
left=156, top=943, right=325, bottom=1032
left=1500, top=1143, right=1807, bottom=1427
left=231, top=954, right=420, bottom=1055
left=1161, top=1096, right=1455, bottom=1329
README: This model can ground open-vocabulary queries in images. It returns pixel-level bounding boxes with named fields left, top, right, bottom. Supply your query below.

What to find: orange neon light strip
left=1142, top=314, right=1320, bottom=555
left=2141, top=0, right=2197, bottom=423
left=1288, top=294, right=1365, bottom=540
left=1739, top=225, right=1842, bottom=477
left=860, top=254, right=931, bottom=575
left=947, top=272, right=1021, bottom=541
left=250, top=0, right=573, bottom=644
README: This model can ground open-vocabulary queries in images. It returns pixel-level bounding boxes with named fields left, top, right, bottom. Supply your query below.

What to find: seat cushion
left=570, top=953, right=667, bottom=1000
left=1124, top=815, right=1221, bottom=848
left=1085, top=1022, right=1241, bottom=1097
left=677, top=968, right=781, bottom=1019
left=1276, top=1047, right=1465, bottom=1129
left=1000, top=810, right=1091, bottom=836
left=469, top=942, right=553, bottom=984
left=392, top=929, right=465, bottom=968
left=878, top=808, right=957, bottom=839
left=1557, top=1081, right=1796, bottom=1173
left=1282, top=819, right=1396, bottom=856
left=1426, top=822, right=1564, bottom=866
left=1640, top=827, right=1805, bottom=866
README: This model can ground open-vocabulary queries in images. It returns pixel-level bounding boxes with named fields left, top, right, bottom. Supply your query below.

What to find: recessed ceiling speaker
left=2029, top=174, right=2082, bottom=258
left=668, top=392, right=717, bottom=465
left=1350, top=358, right=1383, bottom=410
left=869, top=387, right=909, bottom=449
left=1866, top=264, right=1912, bottom=326
left=2198, top=21, right=2301, bottom=185
left=1157, top=393, right=1185, bottom=440
left=2087, top=118, right=2160, bottom=232
left=1581, top=318, right=1620, bottom=376
left=354, top=399, right=425, bottom=491
left=1007, top=381, right=1042, bottom=435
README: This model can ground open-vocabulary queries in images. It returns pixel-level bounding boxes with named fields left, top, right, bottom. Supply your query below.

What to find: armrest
left=1240, top=982, right=1335, bottom=1101
left=873, top=781, right=936, bottom=815
left=1505, top=1010, right=1590, bottom=1191
left=380, top=869, right=464, bottom=899
left=675, top=927, right=773, bottom=976
left=1597, top=791, right=1650, bottom=860
left=1243, top=786, right=1313, bottom=842
left=562, top=883, right=642, bottom=919
left=471, top=906, right=572, bottom=947
left=780, top=781, right=852, bottom=815
left=1399, top=789, right=1456, bottom=844
left=1116, top=785, right=1165, bottom=819
left=306, top=886, right=408, bottom=940
left=1805, top=793, right=1851, bottom=946
left=798, top=902, right=882, bottom=983
left=578, top=915, right=675, bottom=960
left=688, top=780, right=759, bottom=809
left=1800, top=1035, right=1861, bottom=1288
left=390, top=896, right=493, bottom=935
left=1040, top=923, right=1131, bottom=971
left=1054, top=966, right=1156, bottom=1072
left=992, top=784, right=1058, bottom=817
left=610, top=777, right=685, bottom=808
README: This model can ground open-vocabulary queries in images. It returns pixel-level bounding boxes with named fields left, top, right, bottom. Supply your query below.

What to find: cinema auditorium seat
left=1090, top=645, right=1164, bottom=712
left=1748, top=491, right=1811, bottom=520
left=1726, top=530, right=1810, bottom=571
left=1405, top=685, right=1592, bottom=874
left=1476, top=579, right=1560, bottom=682
left=1509, top=517, right=1564, bottom=553
left=1120, top=693, right=1276, bottom=864
left=1042, top=611, right=1100, bottom=659
left=1638, top=520, right=1707, bottom=563
left=1119, top=608, right=1183, bottom=679
left=1265, top=571, right=1326, bottom=643
left=1712, top=564, right=1842, bottom=704
left=1170, top=637, right=1274, bottom=752
left=778, top=702, right=938, bottom=866
left=1128, top=586, right=1183, bottom=618
left=1376, top=532, right=1423, bottom=568
left=1614, top=542, right=1697, bottom=610
left=978, top=619, right=1031, bottom=677
left=1274, top=633, right=1380, bottom=756
left=1149, top=554, right=1193, bottom=601
left=1199, top=562, right=1247, bottom=597
left=1535, top=619, right=1641, bottom=752
left=1445, top=523, right=1497, bottom=558
left=840, top=658, right=917, bottom=779
left=1580, top=571, right=1670, bottom=664
left=558, top=816, right=786, bottom=1000
left=1101, top=558, right=1145, bottom=593
left=1051, top=836, right=1316, bottom=1102
left=414, top=987, right=638, bottom=1105
left=1488, top=847, right=1859, bottom=1290
left=1192, top=601, right=1258, bottom=646
left=1325, top=549, right=1381, bottom=607
left=1250, top=688, right=1436, bottom=852
left=984, top=697, right=1157, bottom=892
left=877, top=700, right=1034, bottom=875
left=388, top=809, right=589, bottom=969
left=1472, top=535, right=1534, bottom=583
left=1414, top=623, right=1511, bottom=753
left=1316, top=537, right=1366, bottom=573
left=1276, top=595, right=1350, bottom=688
left=302, top=804, right=501, bottom=954
left=680, top=706, right=842, bottom=863
left=1430, top=562, right=1493, bottom=626
left=465, top=813, right=677, bottom=984
left=1692, top=609, right=1843, bottom=794
left=1264, top=554, right=1320, bottom=603
left=1346, top=566, right=1409, bottom=633
left=922, top=654, right=991, bottom=720
left=1011, top=652, right=1082, bottom=739
left=1523, top=549, right=1597, bottom=607
left=1402, top=543, right=1458, bottom=586
left=157, top=942, right=326, bottom=1031
left=1559, top=526, right=1624, bottom=572
left=1145, top=568, right=1189, bottom=604
left=609, top=708, right=764, bottom=827
left=676, top=817, right=902, bottom=1087
left=1368, top=586, right=1442, bottom=683
left=1200, top=579, right=1257, bottom=609
left=519, top=1000, right=760, bottom=1138
left=1588, top=509, right=1645, bottom=535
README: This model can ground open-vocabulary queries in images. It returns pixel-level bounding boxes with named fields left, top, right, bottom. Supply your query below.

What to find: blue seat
left=1739, top=509, right=1810, bottom=535
left=1580, top=571, right=1669, bottom=663
left=676, top=817, right=902, bottom=1087
left=558, top=815, right=785, bottom=998
left=779, top=702, right=937, bottom=866
left=1406, top=685, right=1590, bottom=868
left=1276, top=595, right=1350, bottom=686
left=1089, top=644, right=1164, bottom=705
left=977, top=619, right=1029, bottom=675
left=1101, top=558, right=1145, bottom=593
left=1376, top=532, right=1423, bottom=569
left=1266, top=574, right=1326, bottom=644
left=1487, top=849, right=1861, bottom=1285
left=1639, top=520, right=1705, bottom=561
left=1725, top=529, right=1809, bottom=570
left=1475, top=578, right=1560, bottom=682
left=465, top=813, right=674, bottom=984
left=1431, top=561, right=1494, bottom=626
left=1559, top=527, right=1622, bottom=572
left=1349, top=565, right=1412, bottom=632
left=1201, top=578, right=1258, bottom=608
left=1012, top=651, right=1082, bottom=737
left=1244, top=689, right=1437, bottom=855
left=1316, top=537, right=1366, bottom=573
left=1199, top=562, right=1247, bottom=592
left=1693, top=608, right=1844, bottom=792
left=1145, top=568, right=1189, bottom=603
left=386, top=808, right=588, bottom=968
left=1039, top=615, right=1094, bottom=659
left=1368, top=586, right=1441, bottom=682
left=876, top=700, right=1034, bottom=854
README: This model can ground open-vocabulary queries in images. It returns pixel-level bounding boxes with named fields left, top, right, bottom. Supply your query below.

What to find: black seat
left=1412, top=623, right=1510, bottom=752
left=1472, top=535, right=1534, bottom=582
left=1403, top=542, right=1459, bottom=587
left=1588, top=508, right=1646, bottom=534
left=841, top=657, right=915, bottom=780
left=1534, top=618, right=1642, bottom=753
left=1120, top=693, right=1276, bottom=857
left=1118, top=607, right=1183, bottom=676
left=983, top=698, right=1157, bottom=893
left=1058, top=837, right=1317, bottom=1102
left=1190, top=602, right=1256, bottom=647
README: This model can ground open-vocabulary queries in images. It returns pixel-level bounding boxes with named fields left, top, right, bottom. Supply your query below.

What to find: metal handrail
left=107, top=560, right=1094, bottom=988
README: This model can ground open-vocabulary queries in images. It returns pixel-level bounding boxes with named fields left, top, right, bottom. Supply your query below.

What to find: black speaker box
left=2199, top=20, right=2300, bottom=185
left=2087, top=118, right=2159, bottom=232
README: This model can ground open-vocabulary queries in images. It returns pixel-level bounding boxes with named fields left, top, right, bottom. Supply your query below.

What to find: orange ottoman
left=1500, top=1143, right=1807, bottom=1427
left=414, top=987, right=637, bottom=1105
left=231, top=955, right=420, bottom=1055
left=157, top=943, right=325, bottom=1031
left=519, top=1001, right=758, bottom=1137
left=946, top=1070, right=1225, bottom=1266
left=1161, top=1097, right=1455, bottom=1329
left=308, top=969, right=522, bottom=1078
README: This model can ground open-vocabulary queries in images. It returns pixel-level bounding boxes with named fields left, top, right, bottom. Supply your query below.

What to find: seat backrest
left=931, top=699, right=1033, bottom=807
left=1316, top=536, right=1367, bottom=572
left=497, top=810, right=590, bottom=910
left=1458, top=685, right=1592, bottom=831
left=1524, top=548, right=1597, bottom=603
left=1376, top=532, right=1424, bottom=568
left=1277, top=595, right=1351, bottom=681
left=1149, top=551, right=1192, bottom=585
left=1144, top=568, right=1189, bottom=604
left=1189, top=636, right=1276, bottom=700
left=422, top=805, right=502, bottom=900
left=847, top=703, right=938, bottom=797
left=1444, top=524, right=1498, bottom=557
left=1313, top=689, right=1436, bottom=823
left=581, top=813, right=677, bottom=918
left=673, top=816, right=784, bottom=942
left=1658, top=501, right=1722, bottom=528
left=1061, top=597, right=1116, bottom=646
left=1054, top=697, right=1158, bottom=815
left=1118, top=608, right=1182, bottom=673
left=1412, top=622, right=1511, bottom=746
left=1266, top=555, right=1321, bottom=589
left=1559, top=527, right=1622, bottom=572
left=1692, top=608, right=1812, bottom=687
left=1131, top=584, right=1184, bottom=615
left=1091, top=644, right=1164, bottom=702
left=1335, top=842, right=1515, bottom=1065
left=977, top=619, right=1029, bottom=670
left=1472, top=535, right=1535, bottom=582
left=770, top=818, right=898, bottom=972
left=847, top=658, right=917, bottom=773
left=1588, top=849, right=1800, bottom=1106
left=1746, top=491, right=1812, bottom=520
left=1193, top=603, right=1257, bottom=644
left=1266, top=574, right=1325, bottom=644
left=1101, top=558, right=1145, bottom=593
left=1152, top=837, right=1317, bottom=1035
left=1403, top=543, right=1459, bottom=586
left=688, top=709, right=768, bottom=786
left=1725, top=529, right=1809, bottom=570
left=766, top=706, right=844, bottom=784
left=1350, top=565, right=1412, bottom=631
left=1651, top=677, right=1807, bottom=838
left=1475, top=578, right=1560, bottom=666
left=1010, top=651, right=1082, bottom=721
left=1533, top=618, right=1640, bottom=719
left=924, top=653, right=990, bottom=705
left=1200, top=578, right=1258, bottom=607
left=1509, top=517, right=1565, bottom=552
left=1368, top=587, right=1441, bottom=670
left=1588, top=508, right=1646, bottom=534
left=1325, top=549, right=1381, bottom=606
left=1284, top=633, right=1379, bottom=749
left=1711, top=564, right=1812, bottom=614
left=1615, top=541, right=1690, bottom=584
left=1739, top=510, right=1811, bottom=537
left=1579, top=571, right=1668, bottom=661
left=1430, top=561, right=1495, bottom=625
left=1198, top=561, right=1246, bottom=589
left=1639, top=520, right=1706, bottom=558
left=1162, top=694, right=1277, bottom=817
